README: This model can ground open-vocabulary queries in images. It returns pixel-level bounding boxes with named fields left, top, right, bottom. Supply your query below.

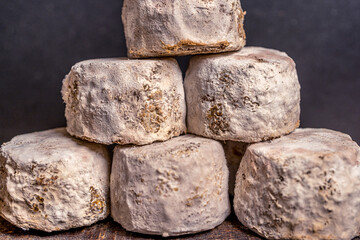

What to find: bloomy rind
left=234, top=128, right=360, bottom=240
left=185, top=46, right=301, bottom=143
left=111, top=135, right=230, bottom=236
left=62, top=58, right=186, bottom=145
left=0, top=128, right=111, bottom=232
left=122, top=0, right=246, bottom=58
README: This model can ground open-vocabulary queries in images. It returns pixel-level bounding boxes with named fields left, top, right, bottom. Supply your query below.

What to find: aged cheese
left=0, top=128, right=111, bottom=232
left=62, top=58, right=186, bottom=145
left=185, top=46, right=301, bottom=143
left=111, top=135, right=230, bottom=237
left=122, top=0, right=246, bottom=58
left=222, top=141, right=248, bottom=195
left=234, top=128, right=360, bottom=240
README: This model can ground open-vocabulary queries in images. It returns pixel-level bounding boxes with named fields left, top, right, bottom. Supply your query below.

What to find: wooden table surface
left=0, top=212, right=265, bottom=240
left=1, top=212, right=359, bottom=240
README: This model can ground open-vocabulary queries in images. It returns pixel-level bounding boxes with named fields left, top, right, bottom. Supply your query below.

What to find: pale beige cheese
left=111, top=135, right=230, bottom=237
left=122, top=0, right=246, bottom=58
left=62, top=58, right=186, bottom=145
left=234, top=128, right=360, bottom=240
left=185, top=46, right=301, bottom=142
left=0, top=128, right=111, bottom=232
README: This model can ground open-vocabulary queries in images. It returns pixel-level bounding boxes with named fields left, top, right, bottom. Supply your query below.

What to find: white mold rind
left=111, top=135, right=230, bottom=237
left=0, top=128, right=111, bottom=232
left=185, top=46, right=301, bottom=143
left=62, top=58, right=186, bottom=145
left=122, top=0, right=246, bottom=58
left=234, top=128, right=360, bottom=240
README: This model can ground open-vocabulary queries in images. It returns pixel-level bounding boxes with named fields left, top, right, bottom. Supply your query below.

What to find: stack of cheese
left=1, top=1, right=360, bottom=239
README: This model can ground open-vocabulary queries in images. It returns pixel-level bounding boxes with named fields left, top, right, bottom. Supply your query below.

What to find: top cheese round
left=122, top=0, right=246, bottom=58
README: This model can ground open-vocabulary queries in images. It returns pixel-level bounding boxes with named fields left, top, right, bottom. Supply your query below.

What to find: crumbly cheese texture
left=234, top=128, right=360, bottom=240
left=62, top=58, right=186, bottom=145
left=122, top=0, right=246, bottom=58
left=222, top=141, right=248, bottom=196
left=0, top=128, right=111, bottom=232
left=185, top=46, right=301, bottom=143
left=111, top=135, right=230, bottom=237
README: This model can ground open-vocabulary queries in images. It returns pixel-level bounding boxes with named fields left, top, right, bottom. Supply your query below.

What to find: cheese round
left=234, top=128, right=360, bottom=240
left=0, top=128, right=111, bottom=232
left=122, top=0, right=246, bottom=58
left=111, top=135, right=230, bottom=237
left=185, top=47, right=300, bottom=143
left=62, top=58, right=186, bottom=145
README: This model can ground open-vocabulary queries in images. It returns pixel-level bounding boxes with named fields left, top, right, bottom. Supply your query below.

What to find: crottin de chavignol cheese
left=185, top=46, right=301, bottom=143
left=234, top=128, right=360, bottom=240
left=62, top=58, right=186, bottom=145
left=111, top=134, right=230, bottom=237
left=122, top=0, right=246, bottom=58
left=0, top=128, right=111, bottom=232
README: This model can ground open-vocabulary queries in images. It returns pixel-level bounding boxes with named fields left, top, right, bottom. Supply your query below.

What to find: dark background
left=0, top=0, right=359, bottom=144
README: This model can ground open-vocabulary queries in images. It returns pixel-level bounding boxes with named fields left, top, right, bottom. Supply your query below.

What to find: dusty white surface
left=62, top=58, right=186, bottom=145
left=122, top=0, right=246, bottom=58
left=234, top=128, right=360, bottom=240
left=222, top=141, right=248, bottom=196
left=111, top=134, right=230, bottom=237
left=0, top=128, right=111, bottom=232
left=185, top=46, right=301, bottom=143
